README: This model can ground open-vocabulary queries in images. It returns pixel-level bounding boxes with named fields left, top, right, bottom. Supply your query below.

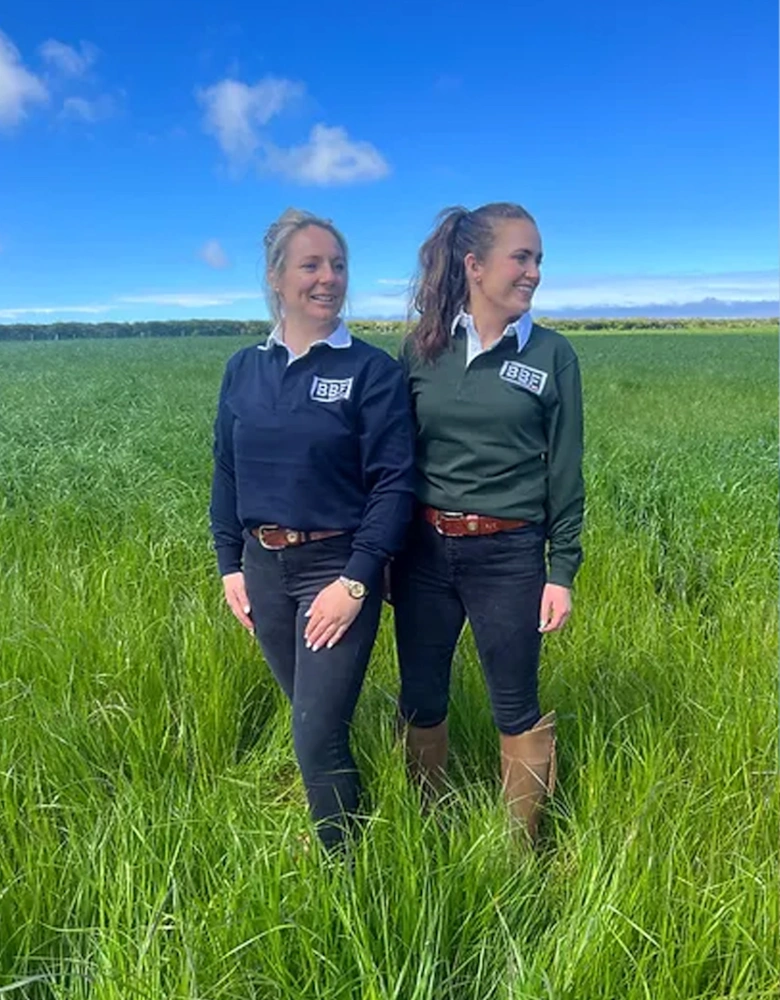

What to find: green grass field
left=1, top=330, right=777, bottom=999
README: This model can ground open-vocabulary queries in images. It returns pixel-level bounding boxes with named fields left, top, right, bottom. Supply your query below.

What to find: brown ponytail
left=408, top=202, right=536, bottom=362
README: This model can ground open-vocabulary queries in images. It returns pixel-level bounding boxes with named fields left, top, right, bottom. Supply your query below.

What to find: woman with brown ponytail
left=391, top=202, right=584, bottom=843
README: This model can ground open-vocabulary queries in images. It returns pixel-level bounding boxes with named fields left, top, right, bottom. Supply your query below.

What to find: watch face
left=341, top=577, right=366, bottom=599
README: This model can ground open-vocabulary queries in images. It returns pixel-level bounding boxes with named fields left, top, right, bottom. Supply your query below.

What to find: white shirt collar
left=263, top=319, right=352, bottom=363
left=451, top=310, right=533, bottom=366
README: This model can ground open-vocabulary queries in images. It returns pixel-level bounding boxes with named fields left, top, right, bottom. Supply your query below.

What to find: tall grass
left=0, top=332, right=777, bottom=999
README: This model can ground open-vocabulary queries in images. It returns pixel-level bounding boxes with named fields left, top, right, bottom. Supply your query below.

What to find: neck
left=282, top=316, right=340, bottom=356
left=467, top=301, right=516, bottom=349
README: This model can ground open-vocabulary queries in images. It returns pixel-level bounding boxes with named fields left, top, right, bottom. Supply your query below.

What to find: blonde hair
left=263, top=208, right=349, bottom=324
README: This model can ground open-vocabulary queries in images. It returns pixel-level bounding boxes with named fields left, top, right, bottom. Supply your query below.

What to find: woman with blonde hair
left=210, top=208, right=415, bottom=850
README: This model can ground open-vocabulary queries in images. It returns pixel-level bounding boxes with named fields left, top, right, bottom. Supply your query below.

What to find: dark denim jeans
left=391, top=518, right=547, bottom=736
left=243, top=532, right=382, bottom=849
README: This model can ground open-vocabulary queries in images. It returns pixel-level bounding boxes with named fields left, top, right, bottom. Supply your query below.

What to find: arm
left=303, top=355, right=416, bottom=651
left=209, top=358, right=244, bottom=577
left=544, top=353, right=585, bottom=590
left=343, top=356, right=416, bottom=589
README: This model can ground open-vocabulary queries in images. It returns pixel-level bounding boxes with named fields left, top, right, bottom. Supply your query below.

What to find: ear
left=464, top=252, right=482, bottom=285
left=267, top=269, right=280, bottom=294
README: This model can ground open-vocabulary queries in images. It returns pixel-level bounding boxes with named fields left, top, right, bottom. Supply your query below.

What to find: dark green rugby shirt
left=400, top=322, right=584, bottom=588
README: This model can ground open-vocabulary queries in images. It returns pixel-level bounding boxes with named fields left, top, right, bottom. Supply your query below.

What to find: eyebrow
left=511, top=247, right=543, bottom=257
left=299, top=254, right=346, bottom=262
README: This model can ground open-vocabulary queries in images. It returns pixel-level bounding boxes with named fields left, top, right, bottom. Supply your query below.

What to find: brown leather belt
left=422, top=506, right=529, bottom=538
left=251, top=525, right=347, bottom=551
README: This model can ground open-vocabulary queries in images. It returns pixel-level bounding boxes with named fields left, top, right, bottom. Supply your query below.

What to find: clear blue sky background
left=1, top=0, right=777, bottom=322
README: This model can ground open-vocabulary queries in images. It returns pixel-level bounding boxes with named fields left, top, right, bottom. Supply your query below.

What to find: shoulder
left=397, top=332, right=432, bottom=373
left=529, top=322, right=579, bottom=369
left=224, top=343, right=261, bottom=373
left=218, top=344, right=267, bottom=395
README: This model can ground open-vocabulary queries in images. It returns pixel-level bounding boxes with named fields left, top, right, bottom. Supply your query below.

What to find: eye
left=301, top=262, right=317, bottom=271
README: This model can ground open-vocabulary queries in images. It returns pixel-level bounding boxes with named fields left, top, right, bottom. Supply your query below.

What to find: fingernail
left=326, top=641, right=334, bottom=649
left=305, top=640, right=311, bottom=649
left=312, top=644, right=320, bottom=652
left=304, top=610, right=311, bottom=618
left=243, top=605, right=250, bottom=614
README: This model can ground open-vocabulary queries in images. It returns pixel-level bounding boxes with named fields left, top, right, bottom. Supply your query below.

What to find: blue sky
left=0, top=0, right=777, bottom=322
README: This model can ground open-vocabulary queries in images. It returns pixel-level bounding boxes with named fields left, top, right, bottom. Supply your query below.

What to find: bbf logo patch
left=499, top=360, right=548, bottom=395
left=310, top=375, right=354, bottom=403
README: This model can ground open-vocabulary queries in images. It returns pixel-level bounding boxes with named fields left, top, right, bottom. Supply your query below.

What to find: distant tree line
left=0, top=319, right=272, bottom=342
left=538, top=316, right=778, bottom=331
left=0, top=316, right=776, bottom=343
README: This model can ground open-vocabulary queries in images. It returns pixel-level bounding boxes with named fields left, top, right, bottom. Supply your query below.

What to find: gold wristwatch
left=338, top=576, right=368, bottom=600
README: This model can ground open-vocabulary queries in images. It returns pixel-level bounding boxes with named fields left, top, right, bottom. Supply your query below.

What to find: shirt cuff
left=343, top=550, right=384, bottom=591
left=216, top=543, right=244, bottom=577
left=547, top=557, right=578, bottom=589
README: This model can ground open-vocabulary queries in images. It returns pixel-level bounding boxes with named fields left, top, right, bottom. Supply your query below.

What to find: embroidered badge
left=498, top=360, right=548, bottom=395
left=310, top=375, right=354, bottom=403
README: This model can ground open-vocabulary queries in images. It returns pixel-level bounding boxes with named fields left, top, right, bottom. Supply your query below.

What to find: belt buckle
left=436, top=510, right=464, bottom=536
left=257, top=524, right=286, bottom=551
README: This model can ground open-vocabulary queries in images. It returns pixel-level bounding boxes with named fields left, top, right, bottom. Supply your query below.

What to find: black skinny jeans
left=243, top=532, right=382, bottom=850
left=391, top=519, right=547, bottom=736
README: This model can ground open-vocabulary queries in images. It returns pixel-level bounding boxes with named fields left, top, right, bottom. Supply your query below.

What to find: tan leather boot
left=405, top=720, right=448, bottom=796
left=500, top=711, right=557, bottom=842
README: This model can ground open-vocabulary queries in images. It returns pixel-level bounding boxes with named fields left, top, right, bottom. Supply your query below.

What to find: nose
left=318, top=263, right=341, bottom=286
left=524, top=259, right=540, bottom=282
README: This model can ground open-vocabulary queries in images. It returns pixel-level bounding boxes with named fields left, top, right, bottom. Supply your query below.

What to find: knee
left=398, top=691, right=448, bottom=729
left=292, top=712, right=349, bottom=778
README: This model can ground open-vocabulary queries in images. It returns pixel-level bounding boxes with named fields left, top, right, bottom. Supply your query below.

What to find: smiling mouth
left=310, top=294, right=338, bottom=304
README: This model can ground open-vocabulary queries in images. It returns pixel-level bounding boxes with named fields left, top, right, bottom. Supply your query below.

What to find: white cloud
left=5, top=271, right=776, bottom=324
left=119, top=291, right=262, bottom=308
left=199, top=239, right=230, bottom=269
left=0, top=31, right=49, bottom=129
left=349, top=271, right=780, bottom=319
left=534, top=270, right=780, bottom=310
left=61, top=94, right=116, bottom=123
left=0, top=303, right=110, bottom=319
left=0, top=290, right=264, bottom=320
left=197, top=75, right=389, bottom=185
left=197, top=76, right=304, bottom=162
left=39, top=39, right=98, bottom=77
left=266, top=124, right=389, bottom=185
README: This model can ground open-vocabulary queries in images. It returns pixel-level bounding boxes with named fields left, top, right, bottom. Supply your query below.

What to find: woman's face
left=467, top=219, right=543, bottom=320
left=274, top=225, right=347, bottom=326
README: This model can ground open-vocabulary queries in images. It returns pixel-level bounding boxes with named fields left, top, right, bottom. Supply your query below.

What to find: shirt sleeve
left=343, top=355, right=416, bottom=589
left=544, top=352, right=585, bottom=588
left=209, top=356, right=244, bottom=576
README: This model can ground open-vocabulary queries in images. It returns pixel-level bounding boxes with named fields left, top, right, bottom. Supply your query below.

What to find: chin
left=308, top=307, right=340, bottom=321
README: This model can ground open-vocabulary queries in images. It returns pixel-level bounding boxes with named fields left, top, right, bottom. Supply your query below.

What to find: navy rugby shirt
left=209, top=323, right=416, bottom=589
